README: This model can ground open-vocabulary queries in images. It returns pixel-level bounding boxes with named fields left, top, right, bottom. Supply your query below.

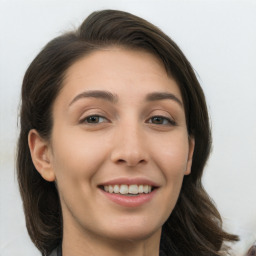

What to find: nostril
left=110, top=144, right=148, bottom=167
left=116, top=159, right=126, bottom=164
left=115, top=158, right=146, bottom=166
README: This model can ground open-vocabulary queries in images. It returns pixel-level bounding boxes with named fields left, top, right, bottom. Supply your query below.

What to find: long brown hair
left=17, top=9, right=238, bottom=256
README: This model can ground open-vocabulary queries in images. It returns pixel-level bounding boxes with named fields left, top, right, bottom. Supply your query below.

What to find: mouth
left=98, top=178, right=159, bottom=207
left=98, top=184, right=157, bottom=196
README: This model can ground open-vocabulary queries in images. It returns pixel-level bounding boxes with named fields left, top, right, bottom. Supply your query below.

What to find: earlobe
left=28, top=129, right=56, bottom=182
left=184, top=137, right=195, bottom=175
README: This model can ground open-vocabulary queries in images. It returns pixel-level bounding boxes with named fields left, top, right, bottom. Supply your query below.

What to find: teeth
left=114, top=185, right=119, bottom=193
left=143, top=185, right=149, bottom=193
left=119, top=185, right=128, bottom=194
left=109, top=185, right=114, bottom=193
left=102, top=184, right=153, bottom=194
left=129, top=184, right=138, bottom=194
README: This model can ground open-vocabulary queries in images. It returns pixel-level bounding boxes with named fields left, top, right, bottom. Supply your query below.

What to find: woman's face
left=44, top=48, right=194, bottom=243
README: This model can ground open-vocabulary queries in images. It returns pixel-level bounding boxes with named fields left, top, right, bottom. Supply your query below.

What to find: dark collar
left=48, top=244, right=62, bottom=256
left=57, top=244, right=62, bottom=256
left=50, top=245, right=167, bottom=256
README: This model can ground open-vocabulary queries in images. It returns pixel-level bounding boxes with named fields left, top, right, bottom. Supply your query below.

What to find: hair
left=17, top=9, right=239, bottom=256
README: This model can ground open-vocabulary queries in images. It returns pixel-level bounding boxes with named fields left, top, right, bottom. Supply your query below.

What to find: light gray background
left=1, top=0, right=255, bottom=255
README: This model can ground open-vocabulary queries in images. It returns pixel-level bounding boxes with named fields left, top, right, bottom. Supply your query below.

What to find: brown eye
left=82, top=115, right=107, bottom=124
left=149, top=116, right=175, bottom=125
left=151, top=116, right=165, bottom=124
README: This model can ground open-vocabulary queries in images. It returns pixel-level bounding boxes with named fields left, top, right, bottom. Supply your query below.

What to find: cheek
left=154, top=133, right=189, bottom=213
left=151, top=132, right=190, bottom=177
left=51, top=129, right=110, bottom=187
left=50, top=131, right=109, bottom=216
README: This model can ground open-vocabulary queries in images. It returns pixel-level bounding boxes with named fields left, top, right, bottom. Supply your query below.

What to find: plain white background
left=0, top=0, right=255, bottom=255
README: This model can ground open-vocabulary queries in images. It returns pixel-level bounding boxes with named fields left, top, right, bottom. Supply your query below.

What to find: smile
left=102, top=184, right=153, bottom=195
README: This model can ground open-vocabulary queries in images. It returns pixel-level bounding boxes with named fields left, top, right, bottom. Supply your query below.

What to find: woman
left=17, top=10, right=239, bottom=256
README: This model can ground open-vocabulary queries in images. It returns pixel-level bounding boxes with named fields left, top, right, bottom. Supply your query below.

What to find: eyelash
left=80, top=115, right=108, bottom=124
left=147, top=115, right=176, bottom=126
left=80, top=115, right=176, bottom=126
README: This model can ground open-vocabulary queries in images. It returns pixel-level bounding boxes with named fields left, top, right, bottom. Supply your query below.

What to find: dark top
left=48, top=245, right=167, bottom=256
left=48, top=242, right=256, bottom=256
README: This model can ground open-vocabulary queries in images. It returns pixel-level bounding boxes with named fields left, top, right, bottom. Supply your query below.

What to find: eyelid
left=79, top=114, right=109, bottom=124
left=146, top=115, right=176, bottom=125
left=78, top=106, right=110, bottom=120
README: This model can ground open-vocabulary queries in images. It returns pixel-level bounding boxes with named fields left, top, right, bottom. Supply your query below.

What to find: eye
left=148, top=116, right=176, bottom=125
left=80, top=115, right=108, bottom=124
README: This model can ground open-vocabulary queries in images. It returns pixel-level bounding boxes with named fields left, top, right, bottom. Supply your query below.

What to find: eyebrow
left=69, top=90, right=183, bottom=107
left=69, top=90, right=118, bottom=106
left=146, top=92, right=183, bottom=107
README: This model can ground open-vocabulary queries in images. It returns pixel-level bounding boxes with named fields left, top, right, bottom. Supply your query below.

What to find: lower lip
left=100, top=189, right=157, bottom=207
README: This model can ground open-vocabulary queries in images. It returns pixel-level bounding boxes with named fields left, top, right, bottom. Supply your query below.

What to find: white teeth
left=129, top=184, right=138, bottom=194
left=109, top=185, right=114, bottom=193
left=119, top=184, right=128, bottom=194
left=102, top=184, right=153, bottom=194
left=143, top=185, right=149, bottom=193
left=114, top=185, right=119, bottom=193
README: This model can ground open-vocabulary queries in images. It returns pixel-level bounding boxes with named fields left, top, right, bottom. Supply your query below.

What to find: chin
left=100, top=220, right=162, bottom=242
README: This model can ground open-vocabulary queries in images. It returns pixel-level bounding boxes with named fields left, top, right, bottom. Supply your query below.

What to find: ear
left=184, top=136, right=195, bottom=175
left=28, top=129, right=56, bottom=182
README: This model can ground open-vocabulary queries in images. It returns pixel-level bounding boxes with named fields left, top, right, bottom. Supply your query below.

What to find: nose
left=110, top=122, right=148, bottom=167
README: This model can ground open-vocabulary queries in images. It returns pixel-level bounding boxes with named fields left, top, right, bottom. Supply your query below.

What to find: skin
left=29, top=47, right=194, bottom=256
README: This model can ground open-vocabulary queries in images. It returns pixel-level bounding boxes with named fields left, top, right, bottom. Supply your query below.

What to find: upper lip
left=99, top=177, right=160, bottom=187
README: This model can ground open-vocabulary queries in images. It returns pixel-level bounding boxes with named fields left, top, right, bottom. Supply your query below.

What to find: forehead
left=58, top=47, right=183, bottom=105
